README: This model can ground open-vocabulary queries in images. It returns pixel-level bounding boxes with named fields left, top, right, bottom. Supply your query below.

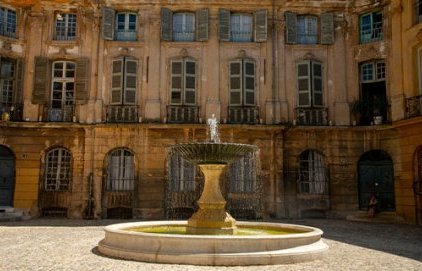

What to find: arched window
left=44, top=148, right=71, bottom=191
left=299, top=150, right=328, bottom=194
left=168, top=153, right=196, bottom=192
left=106, top=149, right=135, bottom=191
left=228, top=152, right=256, bottom=193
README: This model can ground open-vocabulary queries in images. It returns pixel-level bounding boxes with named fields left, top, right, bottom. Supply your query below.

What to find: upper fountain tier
left=170, top=142, right=258, bottom=164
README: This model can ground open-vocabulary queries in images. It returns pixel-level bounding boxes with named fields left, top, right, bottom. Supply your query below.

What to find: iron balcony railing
left=167, top=105, right=199, bottom=123
left=228, top=106, right=259, bottom=124
left=47, top=105, right=74, bottom=122
left=296, top=107, right=328, bottom=126
left=106, top=105, right=138, bottom=123
left=0, top=103, right=23, bottom=121
left=406, top=94, right=422, bottom=119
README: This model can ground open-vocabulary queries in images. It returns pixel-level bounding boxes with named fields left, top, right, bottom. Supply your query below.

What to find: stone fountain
left=98, top=115, right=328, bottom=265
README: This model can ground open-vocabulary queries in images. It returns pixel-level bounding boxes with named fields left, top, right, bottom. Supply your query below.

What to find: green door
left=358, top=151, right=395, bottom=211
left=0, top=146, right=15, bottom=206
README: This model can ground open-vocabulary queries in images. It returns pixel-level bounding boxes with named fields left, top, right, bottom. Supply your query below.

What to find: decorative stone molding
left=2, top=41, right=12, bottom=51
left=180, top=48, right=188, bottom=57
left=238, top=50, right=247, bottom=58
left=353, top=44, right=386, bottom=61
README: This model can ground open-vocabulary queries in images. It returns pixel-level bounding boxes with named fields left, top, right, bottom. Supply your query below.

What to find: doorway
left=0, top=146, right=15, bottom=206
left=358, top=150, right=395, bottom=211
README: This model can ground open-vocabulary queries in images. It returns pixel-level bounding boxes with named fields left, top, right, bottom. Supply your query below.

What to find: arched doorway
left=358, top=150, right=395, bottom=211
left=0, top=145, right=15, bottom=206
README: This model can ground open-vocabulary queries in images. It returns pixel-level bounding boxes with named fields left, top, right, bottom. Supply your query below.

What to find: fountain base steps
left=98, top=221, right=328, bottom=266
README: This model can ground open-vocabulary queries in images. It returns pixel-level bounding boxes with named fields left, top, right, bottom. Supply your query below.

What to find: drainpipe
left=271, top=0, right=277, bottom=124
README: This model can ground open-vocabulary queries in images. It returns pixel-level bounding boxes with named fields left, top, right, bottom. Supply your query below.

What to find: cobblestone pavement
left=0, top=219, right=421, bottom=271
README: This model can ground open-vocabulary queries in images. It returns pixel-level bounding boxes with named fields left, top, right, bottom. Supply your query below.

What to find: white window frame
left=0, top=7, right=16, bottom=38
left=173, top=12, right=195, bottom=42
left=51, top=61, right=75, bottom=111
left=296, top=60, right=324, bottom=107
left=359, top=11, right=383, bottom=44
left=230, top=13, right=253, bottom=42
left=0, top=58, right=15, bottom=107
left=360, top=60, right=385, bottom=83
left=111, top=57, right=138, bottom=105
left=44, top=148, right=72, bottom=191
left=229, top=58, right=256, bottom=106
left=54, top=13, right=77, bottom=41
left=106, top=149, right=135, bottom=191
left=296, top=15, right=318, bottom=44
left=299, top=150, right=327, bottom=195
left=115, top=12, right=137, bottom=41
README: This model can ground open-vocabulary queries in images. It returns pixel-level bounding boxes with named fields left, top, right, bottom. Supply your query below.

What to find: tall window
left=173, top=12, right=195, bottom=41
left=230, top=13, right=253, bottom=42
left=161, top=8, right=209, bottom=42
left=218, top=10, right=267, bottom=42
left=285, top=12, right=334, bottom=45
left=297, top=60, right=323, bottom=107
left=50, top=61, right=75, bottom=121
left=115, top=12, right=137, bottom=41
left=297, top=15, right=318, bottom=44
left=228, top=152, right=256, bottom=193
left=106, top=149, right=135, bottom=191
left=54, top=13, right=76, bottom=41
left=111, top=57, right=137, bottom=105
left=360, top=11, right=383, bottom=43
left=299, top=150, right=327, bottom=194
left=0, top=7, right=16, bottom=38
left=229, top=59, right=256, bottom=106
left=0, top=58, right=15, bottom=107
left=168, top=153, right=196, bottom=192
left=44, top=148, right=72, bottom=191
left=170, top=58, right=196, bottom=105
left=416, top=1, right=422, bottom=24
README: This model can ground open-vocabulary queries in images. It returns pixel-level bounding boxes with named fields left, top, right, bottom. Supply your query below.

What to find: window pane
left=314, top=78, right=322, bottom=91
left=186, top=61, right=195, bottom=74
left=172, top=62, right=182, bottom=74
left=313, top=64, right=322, bottom=77
left=230, top=62, right=241, bottom=75
left=245, top=77, right=254, bottom=89
left=173, top=13, right=195, bottom=41
left=299, top=93, right=309, bottom=106
left=172, top=76, right=181, bottom=88
left=298, top=78, right=309, bottom=91
left=297, top=16, right=317, bottom=44
left=185, top=76, right=195, bottom=89
left=298, top=64, right=308, bottom=76
left=376, top=62, right=385, bottom=80
left=245, top=62, right=254, bottom=75
left=126, top=61, right=137, bottom=74
left=230, top=14, right=253, bottom=42
left=126, top=75, right=136, bottom=88
left=230, top=77, right=240, bottom=89
left=112, top=75, right=121, bottom=88
left=171, top=91, right=181, bottom=103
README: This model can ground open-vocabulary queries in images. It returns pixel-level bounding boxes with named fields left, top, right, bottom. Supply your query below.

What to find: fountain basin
left=170, top=142, right=258, bottom=164
left=98, top=220, right=328, bottom=266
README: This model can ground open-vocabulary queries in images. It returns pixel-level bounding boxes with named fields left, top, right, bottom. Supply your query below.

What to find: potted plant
left=372, top=96, right=387, bottom=125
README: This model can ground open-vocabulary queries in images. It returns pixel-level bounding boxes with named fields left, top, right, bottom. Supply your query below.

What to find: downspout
left=271, top=0, right=277, bottom=124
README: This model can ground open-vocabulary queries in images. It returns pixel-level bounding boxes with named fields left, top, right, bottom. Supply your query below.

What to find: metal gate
left=358, top=151, right=395, bottom=211
left=0, top=146, right=15, bottom=206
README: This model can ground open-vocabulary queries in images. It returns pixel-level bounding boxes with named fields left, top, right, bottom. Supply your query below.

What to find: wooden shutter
left=14, top=58, right=24, bottom=104
left=285, top=12, right=297, bottom=44
left=297, top=61, right=311, bottom=107
left=320, top=12, right=334, bottom=45
left=184, top=60, right=196, bottom=105
left=254, top=10, right=267, bottom=42
left=243, top=59, right=255, bottom=106
left=111, top=58, right=123, bottom=104
left=75, top=58, right=89, bottom=104
left=124, top=58, right=137, bottom=105
left=312, top=62, right=323, bottom=106
left=32, top=56, right=49, bottom=104
left=229, top=60, right=242, bottom=106
left=218, top=9, right=230, bottom=41
left=196, top=8, right=209, bottom=41
left=161, top=8, right=173, bottom=41
left=170, top=60, right=182, bottom=105
left=102, top=7, right=115, bottom=40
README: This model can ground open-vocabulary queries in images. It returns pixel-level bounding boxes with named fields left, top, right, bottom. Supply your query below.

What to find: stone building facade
left=0, top=0, right=420, bottom=224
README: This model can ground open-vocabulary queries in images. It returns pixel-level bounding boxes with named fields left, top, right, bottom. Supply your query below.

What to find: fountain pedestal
left=187, top=164, right=236, bottom=235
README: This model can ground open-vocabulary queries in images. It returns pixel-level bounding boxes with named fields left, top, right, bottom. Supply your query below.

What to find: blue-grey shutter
left=297, top=61, right=311, bottom=107
left=196, top=8, right=209, bottom=41
left=32, top=56, right=49, bottom=104
left=254, top=10, right=267, bottom=42
left=312, top=62, right=323, bottom=106
left=75, top=58, right=89, bottom=104
left=161, top=8, right=173, bottom=41
left=111, top=58, right=123, bottom=104
left=14, top=58, right=24, bottom=104
left=124, top=58, right=137, bottom=105
left=285, top=12, right=297, bottom=44
left=218, top=9, right=230, bottom=41
left=320, top=13, right=334, bottom=45
left=229, top=60, right=242, bottom=106
left=102, top=7, right=115, bottom=40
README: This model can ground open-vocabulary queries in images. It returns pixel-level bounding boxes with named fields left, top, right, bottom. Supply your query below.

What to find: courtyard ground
left=0, top=218, right=421, bottom=271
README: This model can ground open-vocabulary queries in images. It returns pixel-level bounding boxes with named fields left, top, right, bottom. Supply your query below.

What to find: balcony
left=0, top=103, right=23, bottom=121
left=167, top=105, right=199, bottom=123
left=47, top=105, right=74, bottom=122
left=106, top=105, right=138, bottom=123
left=228, top=106, right=259, bottom=124
left=296, top=107, right=328, bottom=126
left=406, top=94, right=422, bottom=119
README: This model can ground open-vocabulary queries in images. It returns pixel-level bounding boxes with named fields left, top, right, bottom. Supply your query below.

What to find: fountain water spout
left=207, top=114, right=220, bottom=143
